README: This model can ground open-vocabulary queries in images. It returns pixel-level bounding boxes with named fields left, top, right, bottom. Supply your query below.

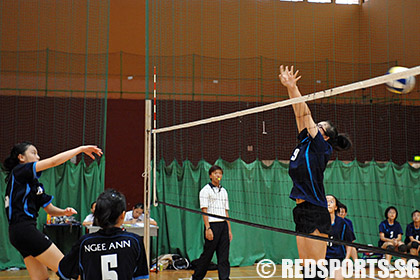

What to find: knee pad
left=412, top=241, right=420, bottom=249
left=398, top=244, right=408, bottom=253
left=386, top=245, right=395, bottom=251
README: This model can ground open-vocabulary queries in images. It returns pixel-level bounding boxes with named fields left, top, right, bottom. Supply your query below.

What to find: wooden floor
left=0, top=265, right=416, bottom=280
left=1, top=266, right=279, bottom=280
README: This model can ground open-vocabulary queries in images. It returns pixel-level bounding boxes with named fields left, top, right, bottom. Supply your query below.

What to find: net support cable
left=159, top=201, right=420, bottom=261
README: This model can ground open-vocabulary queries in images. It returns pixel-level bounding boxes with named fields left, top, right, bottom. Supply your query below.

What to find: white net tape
left=153, top=65, right=420, bottom=134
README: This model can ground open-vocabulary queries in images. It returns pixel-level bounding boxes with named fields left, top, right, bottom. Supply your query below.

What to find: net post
left=153, top=66, right=158, bottom=207
left=143, top=99, right=152, bottom=266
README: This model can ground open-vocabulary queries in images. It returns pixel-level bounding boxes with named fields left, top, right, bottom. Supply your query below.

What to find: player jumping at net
left=4, top=142, right=102, bottom=280
left=279, top=65, right=352, bottom=280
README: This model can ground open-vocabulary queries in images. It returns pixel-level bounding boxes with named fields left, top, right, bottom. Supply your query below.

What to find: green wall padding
left=151, top=159, right=420, bottom=266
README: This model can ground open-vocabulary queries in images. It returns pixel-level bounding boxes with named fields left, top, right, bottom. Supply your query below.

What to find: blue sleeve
left=297, top=128, right=308, bottom=141
left=38, top=193, right=53, bottom=209
left=345, top=218, right=354, bottom=232
left=32, top=162, right=42, bottom=179
left=34, top=183, right=53, bottom=209
left=311, top=131, right=333, bottom=166
left=312, top=130, right=330, bottom=151
left=406, top=224, right=413, bottom=237
left=397, top=223, right=403, bottom=235
left=349, top=220, right=354, bottom=232
left=13, top=162, right=42, bottom=183
left=379, top=222, right=385, bottom=233
left=343, top=223, right=356, bottom=242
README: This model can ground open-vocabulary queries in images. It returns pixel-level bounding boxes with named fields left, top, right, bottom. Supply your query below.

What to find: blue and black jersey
left=4, top=162, right=53, bottom=225
left=326, top=216, right=356, bottom=260
left=378, top=220, right=403, bottom=247
left=289, top=128, right=332, bottom=208
left=405, top=222, right=420, bottom=244
left=58, top=227, right=149, bottom=280
left=344, top=217, right=354, bottom=232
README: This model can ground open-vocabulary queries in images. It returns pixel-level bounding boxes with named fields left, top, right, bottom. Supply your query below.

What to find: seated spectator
left=378, top=206, right=407, bottom=271
left=82, top=202, right=96, bottom=226
left=405, top=210, right=420, bottom=256
left=57, top=189, right=149, bottom=280
left=337, top=203, right=358, bottom=260
left=326, top=195, right=356, bottom=280
left=124, top=203, right=157, bottom=226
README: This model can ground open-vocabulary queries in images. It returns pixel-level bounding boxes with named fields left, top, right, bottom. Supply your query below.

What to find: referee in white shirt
left=192, top=165, right=232, bottom=280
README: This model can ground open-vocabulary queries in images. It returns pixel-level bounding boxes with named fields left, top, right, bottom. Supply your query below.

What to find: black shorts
left=293, top=201, right=331, bottom=235
left=9, top=220, right=53, bottom=258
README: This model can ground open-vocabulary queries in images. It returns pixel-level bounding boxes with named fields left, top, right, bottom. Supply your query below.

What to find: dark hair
left=134, top=203, right=144, bottom=210
left=209, top=165, right=223, bottom=176
left=90, top=202, right=96, bottom=208
left=323, top=121, right=352, bottom=152
left=4, top=142, right=33, bottom=172
left=412, top=210, right=420, bottom=217
left=326, top=194, right=343, bottom=215
left=339, top=204, right=348, bottom=213
left=94, top=189, right=126, bottom=228
left=3, top=142, right=33, bottom=181
left=385, top=206, right=398, bottom=220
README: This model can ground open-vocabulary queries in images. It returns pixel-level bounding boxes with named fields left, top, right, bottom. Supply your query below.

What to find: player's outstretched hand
left=81, top=145, right=103, bottom=160
left=279, top=65, right=301, bottom=89
left=64, top=207, right=78, bottom=216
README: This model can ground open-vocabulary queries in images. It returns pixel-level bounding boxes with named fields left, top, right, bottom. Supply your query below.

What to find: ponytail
left=3, top=142, right=33, bottom=181
left=328, top=133, right=352, bottom=152
left=322, top=121, right=352, bottom=152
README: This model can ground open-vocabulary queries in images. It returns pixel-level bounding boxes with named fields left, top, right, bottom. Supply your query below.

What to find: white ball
left=386, top=66, right=416, bottom=94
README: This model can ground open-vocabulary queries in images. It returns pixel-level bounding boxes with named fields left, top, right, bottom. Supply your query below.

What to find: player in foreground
left=4, top=142, right=102, bottom=280
left=58, top=189, right=149, bottom=280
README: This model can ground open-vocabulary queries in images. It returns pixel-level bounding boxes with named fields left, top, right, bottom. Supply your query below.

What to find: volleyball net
left=149, top=66, right=420, bottom=264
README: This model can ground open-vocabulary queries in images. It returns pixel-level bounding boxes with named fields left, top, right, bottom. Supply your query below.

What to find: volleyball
left=385, top=66, right=416, bottom=94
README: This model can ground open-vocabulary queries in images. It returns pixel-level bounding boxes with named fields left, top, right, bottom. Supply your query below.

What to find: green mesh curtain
left=151, top=159, right=420, bottom=265
left=0, top=0, right=109, bottom=269
left=147, top=0, right=420, bottom=265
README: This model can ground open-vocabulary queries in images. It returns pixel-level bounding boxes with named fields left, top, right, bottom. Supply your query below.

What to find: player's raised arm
left=279, top=65, right=318, bottom=138
left=36, top=145, right=103, bottom=172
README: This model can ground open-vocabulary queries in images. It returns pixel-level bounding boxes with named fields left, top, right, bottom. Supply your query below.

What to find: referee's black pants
left=192, top=221, right=230, bottom=280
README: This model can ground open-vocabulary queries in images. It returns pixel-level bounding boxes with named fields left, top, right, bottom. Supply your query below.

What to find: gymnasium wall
left=1, top=0, right=420, bottom=208
left=105, top=99, right=145, bottom=209
left=107, top=0, right=420, bottom=101
left=2, top=0, right=419, bottom=89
